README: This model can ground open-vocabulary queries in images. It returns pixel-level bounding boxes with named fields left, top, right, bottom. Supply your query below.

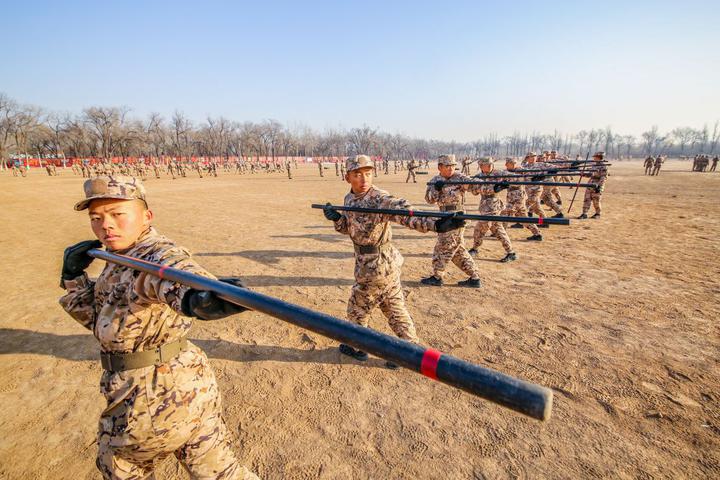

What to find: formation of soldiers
left=644, top=155, right=665, bottom=175
left=58, top=148, right=609, bottom=478
left=692, top=154, right=718, bottom=172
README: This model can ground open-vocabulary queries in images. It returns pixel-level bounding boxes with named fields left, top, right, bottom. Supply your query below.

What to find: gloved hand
left=323, top=203, right=341, bottom=222
left=548, top=169, right=559, bottom=175
left=531, top=175, right=546, bottom=182
left=62, top=239, right=102, bottom=280
left=435, top=215, right=466, bottom=233
left=493, top=181, right=510, bottom=193
left=182, top=277, right=249, bottom=320
left=433, top=180, right=445, bottom=191
left=571, top=161, right=581, bottom=168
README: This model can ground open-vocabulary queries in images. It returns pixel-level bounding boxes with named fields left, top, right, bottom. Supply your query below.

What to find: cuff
left=60, top=272, right=91, bottom=290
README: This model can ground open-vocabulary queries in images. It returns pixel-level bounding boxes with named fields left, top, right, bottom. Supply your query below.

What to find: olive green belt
left=100, top=338, right=188, bottom=372
left=354, top=243, right=389, bottom=255
left=439, top=205, right=459, bottom=212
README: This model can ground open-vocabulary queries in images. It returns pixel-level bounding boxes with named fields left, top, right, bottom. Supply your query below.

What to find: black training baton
left=313, top=204, right=569, bottom=226
left=89, top=249, right=553, bottom=420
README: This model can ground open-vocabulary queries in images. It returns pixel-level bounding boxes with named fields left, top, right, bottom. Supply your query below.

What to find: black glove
left=435, top=215, right=466, bottom=233
left=531, top=175, right=546, bottom=182
left=571, top=161, right=581, bottom=168
left=493, top=181, right=510, bottom=193
left=323, top=202, right=341, bottom=222
left=62, top=239, right=102, bottom=280
left=548, top=169, right=559, bottom=175
left=181, top=277, right=249, bottom=320
left=433, top=180, right=445, bottom=191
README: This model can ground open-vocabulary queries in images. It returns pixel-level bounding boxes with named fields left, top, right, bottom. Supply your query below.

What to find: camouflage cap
left=525, top=151, right=537, bottom=158
left=478, top=156, right=494, bottom=166
left=437, top=154, right=457, bottom=166
left=74, top=175, right=147, bottom=211
left=345, top=155, right=374, bottom=173
left=592, top=151, right=605, bottom=159
left=505, top=157, right=517, bottom=164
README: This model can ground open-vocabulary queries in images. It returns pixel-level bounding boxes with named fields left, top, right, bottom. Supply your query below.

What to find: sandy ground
left=0, top=160, right=718, bottom=479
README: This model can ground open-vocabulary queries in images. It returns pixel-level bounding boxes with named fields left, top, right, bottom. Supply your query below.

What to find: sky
left=2, top=0, right=719, bottom=141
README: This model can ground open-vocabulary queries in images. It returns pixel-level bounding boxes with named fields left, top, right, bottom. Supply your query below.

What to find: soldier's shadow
left=0, top=328, right=377, bottom=368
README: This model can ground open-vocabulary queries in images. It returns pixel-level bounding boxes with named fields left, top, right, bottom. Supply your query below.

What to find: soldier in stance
left=469, top=157, right=517, bottom=262
left=406, top=158, right=418, bottom=183
left=59, top=175, right=258, bottom=479
left=323, top=155, right=464, bottom=368
left=644, top=155, right=654, bottom=175
left=501, top=157, right=543, bottom=241
left=421, top=154, right=482, bottom=287
left=578, top=151, right=609, bottom=219
left=652, top=155, right=664, bottom=176
left=711, top=156, right=718, bottom=172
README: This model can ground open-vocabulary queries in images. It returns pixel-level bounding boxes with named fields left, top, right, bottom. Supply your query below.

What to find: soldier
left=335, top=159, right=340, bottom=176
left=521, top=152, right=549, bottom=228
left=548, top=150, right=563, bottom=205
left=644, top=155, right=655, bottom=175
left=152, top=160, right=161, bottom=179
left=468, top=157, right=517, bottom=262
left=461, top=156, right=472, bottom=175
left=59, top=175, right=258, bottom=479
left=406, top=158, right=418, bottom=183
left=421, top=154, right=482, bottom=288
left=711, top=156, right=718, bottom=172
left=286, top=158, right=292, bottom=179
left=323, top=155, right=464, bottom=368
left=578, top=151, right=609, bottom=219
left=500, top=157, right=543, bottom=241
left=652, top=155, right=664, bottom=176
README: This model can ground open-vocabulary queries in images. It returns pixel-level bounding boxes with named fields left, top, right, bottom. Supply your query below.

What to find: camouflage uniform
left=334, top=160, right=435, bottom=341
left=499, top=170, right=541, bottom=236
left=425, top=163, right=480, bottom=281
left=644, top=156, right=654, bottom=175
left=582, top=153, right=609, bottom=216
left=471, top=166, right=513, bottom=254
left=652, top=156, right=664, bottom=176
left=405, top=159, right=418, bottom=183
left=59, top=177, right=257, bottom=480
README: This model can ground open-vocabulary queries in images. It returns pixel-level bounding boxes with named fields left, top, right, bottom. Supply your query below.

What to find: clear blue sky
left=3, top=0, right=719, bottom=140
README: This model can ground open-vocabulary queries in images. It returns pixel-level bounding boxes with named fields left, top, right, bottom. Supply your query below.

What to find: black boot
left=538, top=223, right=550, bottom=228
left=527, top=212, right=534, bottom=217
left=556, top=199, right=563, bottom=205
left=591, top=213, right=601, bottom=219
left=339, top=344, right=368, bottom=361
left=510, top=223, right=524, bottom=229
left=457, top=277, right=482, bottom=288
left=500, top=252, right=517, bottom=263
left=526, top=234, right=543, bottom=241
left=468, top=248, right=478, bottom=256
left=552, top=213, right=564, bottom=218
left=420, top=275, right=443, bottom=286
left=578, top=213, right=588, bottom=219
left=385, top=361, right=399, bottom=370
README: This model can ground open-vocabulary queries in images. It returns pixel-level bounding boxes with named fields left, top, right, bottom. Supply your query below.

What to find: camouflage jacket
left=588, top=164, right=609, bottom=190
left=473, top=169, right=508, bottom=197
left=333, top=186, right=435, bottom=284
left=425, top=172, right=476, bottom=208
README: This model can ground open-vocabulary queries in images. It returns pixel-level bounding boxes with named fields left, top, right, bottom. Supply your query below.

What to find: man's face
left=526, top=156, right=536, bottom=164
left=88, top=198, right=153, bottom=251
left=346, top=167, right=374, bottom=194
left=505, top=161, right=516, bottom=171
left=480, top=163, right=493, bottom=174
left=438, top=164, right=455, bottom=178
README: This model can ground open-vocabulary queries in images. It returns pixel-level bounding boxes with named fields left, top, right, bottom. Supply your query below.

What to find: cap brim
left=74, top=195, right=142, bottom=211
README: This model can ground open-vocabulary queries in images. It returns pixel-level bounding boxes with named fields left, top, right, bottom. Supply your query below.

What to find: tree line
left=1, top=92, right=718, bottom=167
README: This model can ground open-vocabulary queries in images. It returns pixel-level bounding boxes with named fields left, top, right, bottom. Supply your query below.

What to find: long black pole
left=88, top=249, right=553, bottom=421
left=568, top=152, right=591, bottom=213
left=312, top=204, right=570, bottom=225
left=432, top=180, right=598, bottom=189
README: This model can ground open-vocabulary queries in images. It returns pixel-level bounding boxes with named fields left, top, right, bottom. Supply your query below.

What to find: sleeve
left=334, top=215, right=349, bottom=235
left=58, top=273, right=97, bottom=331
left=425, top=182, right=438, bottom=204
left=378, top=193, right=435, bottom=233
left=134, top=246, right=217, bottom=315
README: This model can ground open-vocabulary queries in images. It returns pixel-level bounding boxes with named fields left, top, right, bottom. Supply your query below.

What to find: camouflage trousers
left=347, top=279, right=419, bottom=342
left=652, top=166, right=661, bottom=176
left=582, top=188, right=603, bottom=214
left=406, top=170, right=416, bottom=183
left=472, top=197, right=513, bottom=253
left=432, top=227, right=480, bottom=280
left=96, top=344, right=257, bottom=480
left=525, top=187, right=545, bottom=217
left=645, top=166, right=653, bottom=175
left=501, top=190, right=540, bottom=235
left=540, top=188, right=563, bottom=214
left=551, top=186, right=562, bottom=203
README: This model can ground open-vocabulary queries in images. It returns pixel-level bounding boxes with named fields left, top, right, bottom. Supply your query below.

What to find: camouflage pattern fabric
left=333, top=186, right=435, bottom=341
left=582, top=163, right=609, bottom=214
left=470, top=170, right=513, bottom=253
left=59, top=228, right=256, bottom=479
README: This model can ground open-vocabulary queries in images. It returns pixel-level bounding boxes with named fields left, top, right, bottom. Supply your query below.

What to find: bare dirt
left=0, top=160, right=718, bottom=479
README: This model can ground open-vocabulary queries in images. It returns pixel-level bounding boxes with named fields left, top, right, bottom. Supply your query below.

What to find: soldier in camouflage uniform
left=652, top=155, right=664, bottom=176
left=500, top=157, right=543, bottom=241
left=323, top=155, right=464, bottom=368
left=468, top=157, right=516, bottom=262
left=59, top=175, right=258, bottom=479
left=578, top=152, right=609, bottom=219
left=522, top=152, right=550, bottom=228
left=405, top=158, right=418, bottom=183
left=421, top=154, right=482, bottom=288
left=644, top=155, right=654, bottom=175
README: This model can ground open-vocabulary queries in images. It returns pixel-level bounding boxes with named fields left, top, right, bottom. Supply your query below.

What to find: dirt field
left=0, top=160, right=718, bottom=479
